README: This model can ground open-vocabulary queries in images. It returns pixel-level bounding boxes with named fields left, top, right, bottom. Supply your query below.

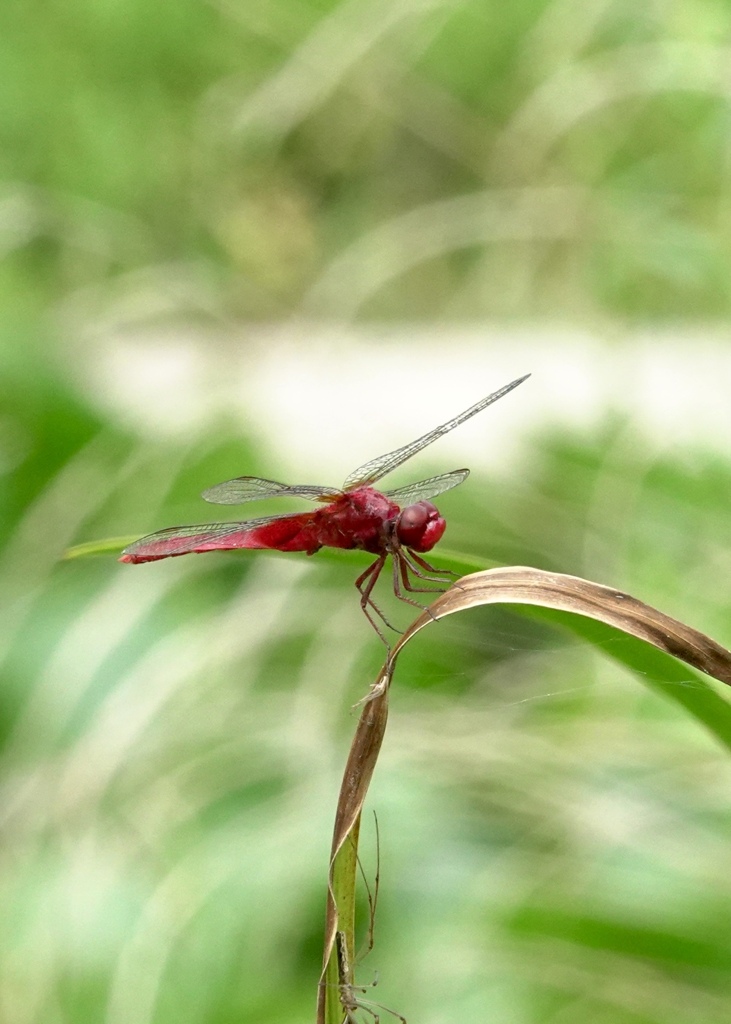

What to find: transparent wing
left=202, top=475, right=341, bottom=505
left=342, top=374, right=530, bottom=490
left=120, top=510, right=313, bottom=561
left=383, top=469, right=470, bottom=506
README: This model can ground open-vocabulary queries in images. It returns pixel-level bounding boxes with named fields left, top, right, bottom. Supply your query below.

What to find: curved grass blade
left=378, top=566, right=731, bottom=751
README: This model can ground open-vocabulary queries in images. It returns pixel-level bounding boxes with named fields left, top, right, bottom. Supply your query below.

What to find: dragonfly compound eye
left=397, top=501, right=445, bottom=552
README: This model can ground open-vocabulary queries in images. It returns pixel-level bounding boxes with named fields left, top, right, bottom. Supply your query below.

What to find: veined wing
left=342, top=374, right=530, bottom=490
left=202, top=475, right=341, bottom=505
left=119, top=510, right=316, bottom=563
left=383, top=469, right=470, bottom=506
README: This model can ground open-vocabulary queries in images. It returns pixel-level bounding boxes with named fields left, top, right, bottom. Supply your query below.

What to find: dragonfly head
left=396, top=501, right=446, bottom=553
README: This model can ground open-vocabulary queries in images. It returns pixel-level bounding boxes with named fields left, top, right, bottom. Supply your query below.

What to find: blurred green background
left=2, top=1, right=731, bottom=1022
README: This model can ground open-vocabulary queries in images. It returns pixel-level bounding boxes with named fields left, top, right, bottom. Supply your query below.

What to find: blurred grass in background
left=2, top=1, right=731, bottom=1022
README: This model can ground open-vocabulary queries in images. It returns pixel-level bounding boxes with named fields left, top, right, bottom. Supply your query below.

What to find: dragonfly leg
left=403, top=548, right=458, bottom=581
left=404, top=549, right=466, bottom=602
left=390, top=555, right=439, bottom=626
left=397, top=550, right=450, bottom=597
left=392, top=555, right=427, bottom=609
left=355, top=556, right=402, bottom=644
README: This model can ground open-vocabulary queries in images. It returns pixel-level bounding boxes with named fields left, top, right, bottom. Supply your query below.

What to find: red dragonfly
left=120, top=374, right=529, bottom=643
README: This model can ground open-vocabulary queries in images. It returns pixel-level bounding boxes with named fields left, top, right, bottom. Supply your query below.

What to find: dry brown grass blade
left=389, top=566, right=731, bottom=685
left=319, top=565, right=731, bottom=1022
left=318, top=667, right=392, bottom=1024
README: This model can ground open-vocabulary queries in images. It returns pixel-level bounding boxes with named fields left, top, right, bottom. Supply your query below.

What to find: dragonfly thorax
left=395, top=500, right=445, bottom=553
